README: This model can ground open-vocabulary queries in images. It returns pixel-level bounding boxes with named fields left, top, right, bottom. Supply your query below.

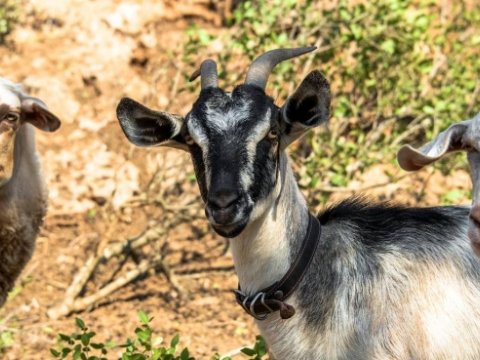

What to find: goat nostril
left=209, top=192, right=240, bottom=209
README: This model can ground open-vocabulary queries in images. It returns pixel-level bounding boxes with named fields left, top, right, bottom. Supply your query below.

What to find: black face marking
left=185, top=85, right=280, bottom=237
left=189, top=143, right=208, bottom=202
left=116, top=69, right=331, bottom=238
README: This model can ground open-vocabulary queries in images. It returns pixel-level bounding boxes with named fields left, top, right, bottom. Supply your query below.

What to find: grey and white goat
left=0, top=78, right=60, bottom=305
left=116, top=48, right=480, bottom=360
left=398, top=114, right=480, bottom=256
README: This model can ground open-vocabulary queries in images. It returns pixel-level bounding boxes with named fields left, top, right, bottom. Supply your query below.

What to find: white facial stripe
left=204, top=99, right=252, bottom=133
left=188, top=102, right=273, bottom=194
left=240, top=108, right=272, bottom=190
left=187, top=116, right=212, bottom=187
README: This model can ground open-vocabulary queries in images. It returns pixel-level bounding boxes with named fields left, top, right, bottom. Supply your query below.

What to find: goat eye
left=267, top=129, right=278, bottom=140
left=5, top=112, right=19, bottom=122
left=185, top=134, right=195, bottom=145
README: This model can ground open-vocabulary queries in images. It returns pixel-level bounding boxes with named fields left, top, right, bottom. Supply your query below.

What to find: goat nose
left=208, top=190, right=239, bottom=209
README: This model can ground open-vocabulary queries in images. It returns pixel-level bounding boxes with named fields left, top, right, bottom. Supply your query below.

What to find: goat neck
left=230, top=152, right=309, bottom=295
left=0, top=125, right=43, bottom=205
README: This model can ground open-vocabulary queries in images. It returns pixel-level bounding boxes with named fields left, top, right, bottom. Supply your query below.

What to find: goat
left=398, top=114, right=480, bottom=257
left=116, top=48, right=480, bottom=360
left=0, top=77, right=60, bottom=306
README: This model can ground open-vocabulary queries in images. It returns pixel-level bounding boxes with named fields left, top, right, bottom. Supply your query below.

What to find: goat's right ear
left=397, top=120, right=471, bottom=171
left=280, top=70, right=330, bottom=148
left=116, top=97, right=188, bottom=151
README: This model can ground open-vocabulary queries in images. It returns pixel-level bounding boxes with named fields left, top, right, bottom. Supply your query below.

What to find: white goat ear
left=21, top=96, right=61, bottom=132
left=116, top=97, right=187, bottom=151
left=397, top=120, right=471, bottom=171
left=280, top=70, right=330, bottom=148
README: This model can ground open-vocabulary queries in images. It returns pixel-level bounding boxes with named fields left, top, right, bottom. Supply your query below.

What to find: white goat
left=0, top=77, right=60, bottom=305
left=116, top=48, right=480, bottom=360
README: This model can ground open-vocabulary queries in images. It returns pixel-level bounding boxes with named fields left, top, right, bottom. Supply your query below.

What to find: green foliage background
left=184, top=0, right=480, bottom=203
left=0, top=1, right=478, bottom=358
left=0, top=0, right=18, bottom=43
left=50, top=313, right=268, bottom=360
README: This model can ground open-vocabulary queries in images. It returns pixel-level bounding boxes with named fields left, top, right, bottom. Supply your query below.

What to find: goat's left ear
left=116, top=97, right=188, bottom=151
left=397, top=120, right=472, bottom=171
left=280, top=70, right=330, bottom=148
left=21, top=97, right=61, bottom=132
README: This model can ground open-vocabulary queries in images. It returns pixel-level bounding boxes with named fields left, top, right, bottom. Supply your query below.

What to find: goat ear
left=397, top=120, right=471, bottom=171
left=116, top=97, right=187, bottom=151
left=280, top=70, right=330, bottom=148
left=21, top=97, right=61, bottom=132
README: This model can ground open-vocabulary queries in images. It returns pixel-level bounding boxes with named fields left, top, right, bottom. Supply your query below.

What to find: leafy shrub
left=0, top=327, right=14, bottom=353
left=0, top=0, right=18, bottom=43
left=50, top=311, right=268, bottom=360
left=184, top=0, right=480, bottom=202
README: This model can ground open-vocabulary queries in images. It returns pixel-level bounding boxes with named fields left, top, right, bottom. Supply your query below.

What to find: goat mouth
left=211, top=218, right=249, bottom=238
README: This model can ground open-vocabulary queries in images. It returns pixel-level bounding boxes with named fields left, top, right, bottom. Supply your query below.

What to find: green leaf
left=50, top=349, right=61, bottom=358
left=138, top=310, right=150, bottom=325
left=58, top=333, right=71, bottom=342
left=75, top=318, right=86, bottom=331
left=72, top=345, right=82, bottom=360
left=135, top=327, right=152, bottom=345
left=170, top=334, right=180, bottom=348
left=350, top=24, right=362, bottom=40
left=240, top=348, right=256, bottom=356
left=253, top=336, right=267, bottom=356
left=380, top=39, right=396, bottom=54
left=81, top=333, right=91, bottom=346
left=62, top=348, right=72, bottom=357
left=180, top=348, right=190, bottom=360
left=128, top=354, right=147, bottom=360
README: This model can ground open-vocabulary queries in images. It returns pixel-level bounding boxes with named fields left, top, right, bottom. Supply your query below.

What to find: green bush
left=0, top=0, right=18, bottom=43
left=50, top=311, right=269, bottom=360
left=184, top=0, right=480, bottom=201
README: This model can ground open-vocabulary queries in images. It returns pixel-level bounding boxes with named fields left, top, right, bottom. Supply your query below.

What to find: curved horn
left=245, top=47, right=317, bottom=90
left=189, top=59, right=218, bottom=89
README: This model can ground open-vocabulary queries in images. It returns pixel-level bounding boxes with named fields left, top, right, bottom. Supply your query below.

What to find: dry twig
left=47, top=218, right=184, bottom=319
left=47, top=256, right=164, bottom=319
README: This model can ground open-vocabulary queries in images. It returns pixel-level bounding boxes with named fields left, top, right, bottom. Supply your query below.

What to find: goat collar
left=234, top=212, right=321, bottom=320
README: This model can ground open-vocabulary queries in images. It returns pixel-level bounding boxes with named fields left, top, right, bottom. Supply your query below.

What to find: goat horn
left=189, top=59, right=218, bottom=89
left=245, top=47, right=317, bottom=90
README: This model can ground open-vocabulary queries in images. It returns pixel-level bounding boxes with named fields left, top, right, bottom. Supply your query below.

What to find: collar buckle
left=234, top=213, right=321, bottom=321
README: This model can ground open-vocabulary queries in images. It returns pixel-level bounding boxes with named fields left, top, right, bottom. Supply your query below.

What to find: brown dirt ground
left=0, top=1, right=473, bottom=359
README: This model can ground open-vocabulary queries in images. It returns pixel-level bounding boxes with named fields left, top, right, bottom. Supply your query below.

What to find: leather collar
left=235, top=212, right=321, bottom=320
